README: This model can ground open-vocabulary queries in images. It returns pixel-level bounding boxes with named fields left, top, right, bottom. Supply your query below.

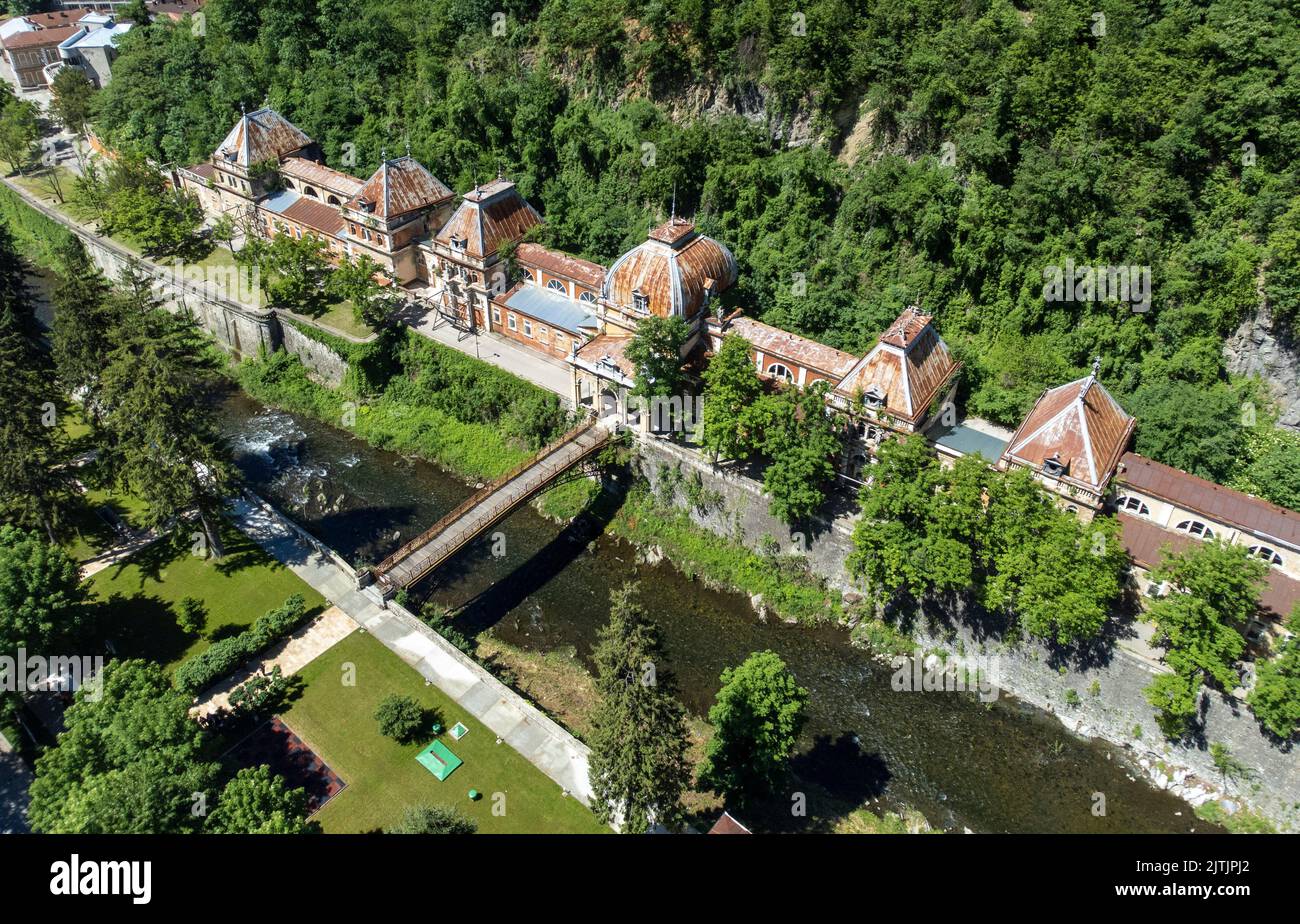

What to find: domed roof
left=603, top=217, right=737, bottom=319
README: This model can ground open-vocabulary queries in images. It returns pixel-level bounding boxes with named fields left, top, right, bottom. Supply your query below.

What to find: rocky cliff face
left=1225, top=306, right=1300, bottom=430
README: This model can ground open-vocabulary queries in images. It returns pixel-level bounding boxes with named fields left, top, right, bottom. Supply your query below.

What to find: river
left=213, top=384, right=1216, bottom=833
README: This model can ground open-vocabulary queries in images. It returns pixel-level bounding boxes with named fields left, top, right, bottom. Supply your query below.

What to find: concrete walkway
left=192, top=605, right=356, bottom=719
left=226, top=493, right=599, bottom=812
left=0, top=732, right=32, bottom=834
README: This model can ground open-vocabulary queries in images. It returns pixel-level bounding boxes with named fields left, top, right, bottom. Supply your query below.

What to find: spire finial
left=405, top=138, right=411, bottom=159
left=671, top=184, right=677, bottom=221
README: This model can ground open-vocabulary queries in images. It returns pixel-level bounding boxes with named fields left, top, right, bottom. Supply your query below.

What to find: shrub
left=173, top=595, right=308, bottom=695
left=374, top=694, right=425, bottom=742
left=385, top=804, right=476, bottom=834
left=177, top=596, right=207, bottom=634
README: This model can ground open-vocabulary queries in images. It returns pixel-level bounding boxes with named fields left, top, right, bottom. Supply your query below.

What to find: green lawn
left=88, top=522, right=327, bottom=671
left=61, top=487, right=153, bottom=563
left=281, top=630, right=608, bottom=834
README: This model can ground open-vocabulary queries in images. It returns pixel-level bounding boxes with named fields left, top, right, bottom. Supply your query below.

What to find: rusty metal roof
left=516, top=242, right=604, bottom=289
left=574, top=333, right=636, bottom=378
left=724, top=316, right=858, bottom=380
left=834, top=309, right=960, bottom=424
left=280, top=157, right=363, bottom=200
left=3, top=24, right=78, bottom=49
left=1118, top=512, right=1299, bottom=619
left=281, top=196, right=345, bottom=238
left=346, top=156, right=452, bottom=220
left=214, top=108, right=312, bottom=167
left=1001, top=373, right=1135, bottom=492
left=1118, top=452, right=1300, bottom=550
left=603, top=220, right=737, bottom=319
left=433, top=180, right=541, bottom=260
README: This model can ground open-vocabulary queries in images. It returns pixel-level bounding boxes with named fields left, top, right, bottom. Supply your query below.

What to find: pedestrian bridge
left=367, top=417, right=614, bottom=596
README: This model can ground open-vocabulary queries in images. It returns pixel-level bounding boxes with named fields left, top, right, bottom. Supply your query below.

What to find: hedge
left=173, top=594, right=308, bottom=695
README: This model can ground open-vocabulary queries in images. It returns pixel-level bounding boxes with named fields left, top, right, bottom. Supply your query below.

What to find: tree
left=1127, top=381, right=1246, bottom=484
left=209, top=213, right=238, bottom=255
left=373, top=694, right=425, bottom=742
left=1248, top=609, right=1300, bottom=740
left=1144, top=541, right=1267, bottom=738
left=262, top=232, right=331, bottom=314
left=177, top=596, right=207, bottom=634
left=95, top=154, right=204, bottom=256
left=49, top=67, right=94, bottom=169
left=847, top=433, right=940, bottom=603
left=697, top=650, right=808, bottom=805
left=626, top=315, right=689, bottom=402
left=96, top=279, right=235, bottom=556
left=385, top=804, right=477, bottom=834
left=330, top=254, right=395, bottom=328
left=700, top=334, right=761, bottom=462
left=0, top=225, right=72, bottom=537
left=50, top=234, right=116, bottom=407
left=206, top=766, right=318, bottom=834
left=748, top=380, right=840, bottom=523
left=587, top=583, right=692, bottom=833
left=0, top=97, right=38, bottom=176
left=28, top=660, right=219, bottom=833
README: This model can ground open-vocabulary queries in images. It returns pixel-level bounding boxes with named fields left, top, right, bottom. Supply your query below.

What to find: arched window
left=579, top=291, right=597, bottom=303
left=1249, top=545, right=1284, bottom=567
left=1175, top=520, right=1215, bottom=540
left=547, top=278, right=567, bottom=293
left=327, top=195, right=341, bottom=206
left=1118, top=496, right=1150, bottom=516
left=766, top=363, right=794, bottom=382
left=303, top=185, right=319, bottom=199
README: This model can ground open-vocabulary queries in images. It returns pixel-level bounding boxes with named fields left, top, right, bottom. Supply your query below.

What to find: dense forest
left=83, top=0, right=1300, bottom=503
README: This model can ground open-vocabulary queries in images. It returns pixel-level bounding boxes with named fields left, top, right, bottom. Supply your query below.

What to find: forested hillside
left=87, top=0, right=1300, bottom=505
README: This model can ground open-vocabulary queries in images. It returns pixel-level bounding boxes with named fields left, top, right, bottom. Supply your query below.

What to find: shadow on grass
left=97, top=591, right=191, bottom=666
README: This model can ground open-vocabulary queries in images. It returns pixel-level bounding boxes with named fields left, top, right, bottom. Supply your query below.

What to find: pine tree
left=50, top=234, right=116, bottom=411
left=588, top=583, right=692, bottom=833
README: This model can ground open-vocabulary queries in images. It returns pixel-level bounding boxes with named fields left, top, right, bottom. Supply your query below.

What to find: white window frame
left=1175, top=520, right=1215, bottom=540
left=1249, top=545, right=1284, bottom=567
left=1118, top=496, right=1150, bottom=516
left=766, top=362, right=794, bottom=382
left=507, top=314, right=517, bottom=331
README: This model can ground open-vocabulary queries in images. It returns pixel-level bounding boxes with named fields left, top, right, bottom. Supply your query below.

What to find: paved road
left=0, top=732, right=32, bottom=834
left=227, top=493, right=601, bottom=816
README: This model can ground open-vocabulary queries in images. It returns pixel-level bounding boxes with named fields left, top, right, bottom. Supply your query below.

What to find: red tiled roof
left=1000, top=373, right=1135, bottom=492
left=282, top=197, right=345, bottom=238
left=708, top=811, right=752, bottom=834
left=17, top=9, right=95, bottom=28
left=574, top=333, right=635, bottom=378
left=724, top=315, right=858, bottom=380
left=346, top=156, right=451, bottom=220
left=3, top=24, right=78, bottom=49
left=280, top=157, right=363, bottom=200
left=515, top=242, right=604, bottom=289
left=1118, top=453, right=1300, bottom=551
left=184, top=162, right=214, bottom=179
left=1118, top=512, right=1300, bottom=620
left=834, top=308, right=960, bottom=424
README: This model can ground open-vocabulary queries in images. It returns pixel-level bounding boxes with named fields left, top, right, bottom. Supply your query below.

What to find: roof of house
left=515, top=242, right=604, bottom=290
left=346, top=155, right=451, bottom=220
left=500, top=283, right=598, bottom=336
left=603, top=217, right=737, bottom=320
left=62, top=22, right=130, bottom=49
left=214, top=107, right=312, bottom=168
left=16, top=9, right=96, bottom=29
left=4, top=24, right=79, bottom=49
left=146, top=0, right=207, bottom=20
left=0, top=17, right=36, bottom=41
left=1117, top=512, right=1300, bottom=620
left=574, top=332, right=636, bottom=379
left=928, top=420, right=1011, bottom=463
left=1117, top=453, right=1300, bottom=552
left=184, top=161, right=215, bottom=180
left=722, top=315, right=858, bottom=381
left=433, top=179, right=541, bottom=260
left=280, top=157, right=364, bottom=199
left=834, top=308, right=960, bottom=424
left=708, top=811, right=752, bottom=834
left=282, top=196, right=345, bottom=238
left=1000, top=367, right=1135, bottom=493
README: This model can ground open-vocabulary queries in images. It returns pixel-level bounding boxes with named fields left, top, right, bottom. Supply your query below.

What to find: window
left=580, top=291, right=597, bottom=303
left=1041, top=453, right=1067, bottom=477
left=1250, top=545, right=1284, bottom=567
left=766, top=363, right=794, bottom=382
left=451, top=235, right=467, bottom=251
left=538, top=326, right=548, bottom=340
left=864, top=386, right=885, bottom=409
left=1175, top=520, right=1215, bottom=539
left=547, top=278, right=567, bottom=293
left=523, top=320, right=533, bottom=337
left=632, top=290, right=649, bottom=314
left=507, top=314, right=517, bottom=331
left=1118, top=496, right=1150, bottom=515
left=491, top=307, right=501, bottom=324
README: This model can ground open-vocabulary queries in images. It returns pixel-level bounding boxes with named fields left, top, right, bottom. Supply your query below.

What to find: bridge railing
left=374, top=414, right=601, bottom=578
